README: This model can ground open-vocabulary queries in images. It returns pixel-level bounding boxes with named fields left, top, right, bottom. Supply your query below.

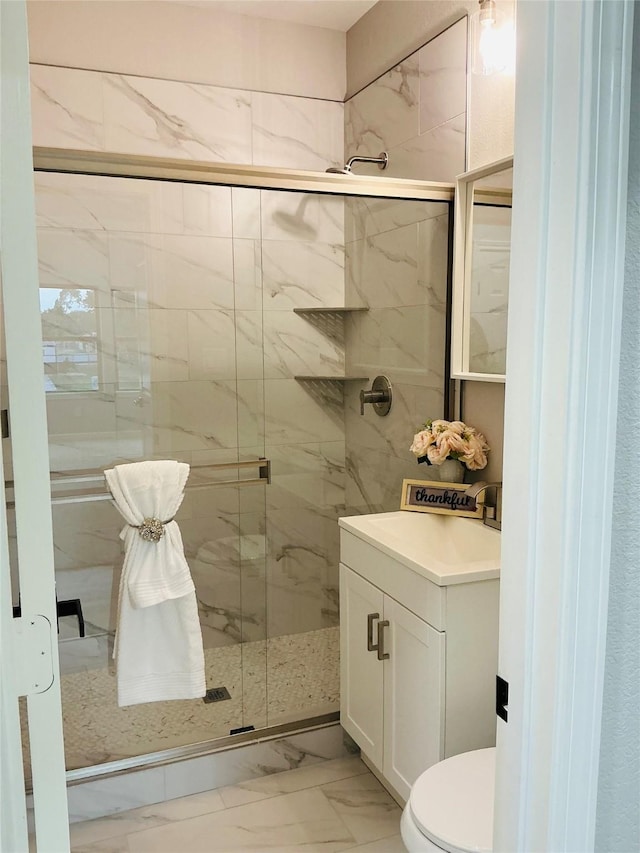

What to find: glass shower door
left=8, top=165, right=452, bottom=780
left=256, top=189, right=451, bottom=729
left=24, top=171, right=269, bottom=771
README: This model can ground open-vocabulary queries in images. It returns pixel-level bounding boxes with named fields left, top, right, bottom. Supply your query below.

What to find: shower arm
left=345, top=153, right=388, bottom=171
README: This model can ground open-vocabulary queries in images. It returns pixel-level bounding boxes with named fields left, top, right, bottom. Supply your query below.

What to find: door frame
left=0, top=2, right=70, bottom=849
left=494, top=1, right=634, bottom=850
left=1, top=0, right=635, bottom=849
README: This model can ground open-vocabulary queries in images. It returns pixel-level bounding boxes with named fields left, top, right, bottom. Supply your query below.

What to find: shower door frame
left=28, top=149, right=456, bottom=785
left=32, top=147, right=456, bottom=202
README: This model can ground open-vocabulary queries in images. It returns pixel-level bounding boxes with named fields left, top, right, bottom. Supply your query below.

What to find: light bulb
left=471, top=0, right=515, bottom=76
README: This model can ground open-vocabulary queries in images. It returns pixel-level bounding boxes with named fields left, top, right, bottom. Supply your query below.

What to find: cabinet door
left=382, top=596, right=445, bottom=802
left=340, top=564, right=384, bottom=767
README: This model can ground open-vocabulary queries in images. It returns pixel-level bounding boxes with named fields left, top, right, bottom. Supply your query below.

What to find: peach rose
left=427, top=436, right=453, bottom=465
left=410, top=420, right=489, bottom=471
left=446, top=421, right=467, bottom=436
left=430, top=419, right=450, bottom=435
left=410, top=429, right=435, bottom=457
left=443, top=431, right=468, bottom=455
left=461, top=432, right=490, bottom=470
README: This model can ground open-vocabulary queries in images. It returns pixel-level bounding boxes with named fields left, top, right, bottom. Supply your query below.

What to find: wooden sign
left=400, top=479, right=483, bottom=519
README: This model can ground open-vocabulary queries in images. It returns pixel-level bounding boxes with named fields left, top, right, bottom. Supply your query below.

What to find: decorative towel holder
left=134, top=516, right=174, bottom=543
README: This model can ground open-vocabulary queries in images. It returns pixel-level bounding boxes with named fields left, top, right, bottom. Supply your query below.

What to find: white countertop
left=339, top=510, right=501, bottom=586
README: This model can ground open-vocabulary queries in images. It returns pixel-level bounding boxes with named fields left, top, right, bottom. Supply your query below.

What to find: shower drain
left=203, top=686, right=231, bottom=703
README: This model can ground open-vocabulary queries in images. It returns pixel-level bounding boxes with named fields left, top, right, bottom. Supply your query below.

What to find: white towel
left=105, top=460, right=205, bottom=707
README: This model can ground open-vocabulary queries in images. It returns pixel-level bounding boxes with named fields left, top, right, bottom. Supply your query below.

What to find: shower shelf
left=293, top=307, right=368, bottom=314
left=293, top=308, right=369, bottom=383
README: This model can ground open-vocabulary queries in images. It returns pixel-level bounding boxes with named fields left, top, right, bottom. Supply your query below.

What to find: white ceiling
left=183, top=1, right=378, bottom=32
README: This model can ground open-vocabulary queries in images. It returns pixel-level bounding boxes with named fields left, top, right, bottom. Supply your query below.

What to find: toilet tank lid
left=409, top=747, right=496, bottom=853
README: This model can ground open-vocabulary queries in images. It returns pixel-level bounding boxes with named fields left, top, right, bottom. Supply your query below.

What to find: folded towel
left=105, top=460, right=205, bottom=707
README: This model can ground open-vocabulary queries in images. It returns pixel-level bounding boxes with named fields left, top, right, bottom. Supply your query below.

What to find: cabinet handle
left=367, top=612, right=380, bottom=651
left=377, top=620, right=390, bottom=660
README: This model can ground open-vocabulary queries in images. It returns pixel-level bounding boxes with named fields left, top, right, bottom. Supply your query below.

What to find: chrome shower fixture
left=326, top=152, right=389, bottom=174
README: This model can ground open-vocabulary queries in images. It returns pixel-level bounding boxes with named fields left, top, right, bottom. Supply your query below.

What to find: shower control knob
left=360, top=375, right=392, bottom=416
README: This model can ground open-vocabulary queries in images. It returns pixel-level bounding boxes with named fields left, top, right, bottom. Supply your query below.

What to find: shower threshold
left=64, top=711, right=340, bottom=787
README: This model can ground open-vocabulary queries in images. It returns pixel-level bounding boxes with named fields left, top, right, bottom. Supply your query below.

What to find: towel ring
left=134, top=516, right=175, bottom=543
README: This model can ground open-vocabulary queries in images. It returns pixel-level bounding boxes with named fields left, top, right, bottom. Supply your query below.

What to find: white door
left=382, top=596, right=445, bottom=801
left=0, top=2, right=69, bottom=850
left=495, top=1, right=633, bottom=850
left=339, top=564, right=384, bottom=766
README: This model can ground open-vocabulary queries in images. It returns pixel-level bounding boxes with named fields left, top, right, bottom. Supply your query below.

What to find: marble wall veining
left=30, top=64, right=344, bottom=171
left=341, top=18, right=466, bottom=515
left=344, top=198, right=452, bottom=515
left=345, top=18, right=468, bottom=182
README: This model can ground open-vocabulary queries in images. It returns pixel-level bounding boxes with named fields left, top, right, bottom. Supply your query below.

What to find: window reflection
left=40, top=287, right=98, bottom=392
left=39, top=286, right=144, bottom=393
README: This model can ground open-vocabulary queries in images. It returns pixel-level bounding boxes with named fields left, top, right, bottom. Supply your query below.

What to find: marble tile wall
left=258, top=190, right=347, bottom=639
left=344, top=197, right=452, bottom=515
left=29, top=64, right=344, bottom=171
left=344, top=18, right=467, bottom=182
left=341, top=20, right=467, bottom=515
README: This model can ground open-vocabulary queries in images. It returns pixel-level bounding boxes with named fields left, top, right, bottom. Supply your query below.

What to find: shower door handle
left=367, top=612, right=380, bottom=652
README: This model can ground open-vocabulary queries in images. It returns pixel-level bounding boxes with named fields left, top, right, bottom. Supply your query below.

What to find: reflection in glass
left=40, top=287, right=98, bottom=392
left=452, top=157, right=512, bottom=380
left=468, top=205, right=511, bottom=374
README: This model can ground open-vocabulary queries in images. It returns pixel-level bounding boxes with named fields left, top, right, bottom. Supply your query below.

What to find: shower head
left=325, top=152, right=388, bottom=175
left=271, top=194, right=317, bottom=238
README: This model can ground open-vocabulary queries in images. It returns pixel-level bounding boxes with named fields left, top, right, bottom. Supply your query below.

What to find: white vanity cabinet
left=339, top=512, right=500, bottom=804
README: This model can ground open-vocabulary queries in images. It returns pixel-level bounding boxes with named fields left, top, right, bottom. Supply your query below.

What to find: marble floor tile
left=123, top=787, right=357, bottom=852
left=218, top=755, right=368, bottom=809
left=71, top=838, right=130, bottom=853
left=343, top=835, right=406, bottom=853
left=67, top=759, right=404, bottom=853
left=319, top=773, right=403, bottom=845
left=70, top=790, right=226, bottom=847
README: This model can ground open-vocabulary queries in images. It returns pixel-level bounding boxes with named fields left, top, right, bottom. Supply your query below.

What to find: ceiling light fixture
left=470, top=0, right=515, bottom=76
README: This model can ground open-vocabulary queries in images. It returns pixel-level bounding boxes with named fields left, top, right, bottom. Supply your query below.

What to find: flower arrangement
left=410, top=419, right=490, bottom=471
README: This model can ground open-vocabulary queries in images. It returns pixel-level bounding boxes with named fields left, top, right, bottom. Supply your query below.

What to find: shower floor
left=22, top=627, right=340, bottom=773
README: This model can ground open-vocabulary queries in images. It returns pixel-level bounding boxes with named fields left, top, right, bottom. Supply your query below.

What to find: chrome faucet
left=465, top=481, right=502, bottom=530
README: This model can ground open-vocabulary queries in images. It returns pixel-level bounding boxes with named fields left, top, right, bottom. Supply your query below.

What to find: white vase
left=434, top=458, right=466, bottom=484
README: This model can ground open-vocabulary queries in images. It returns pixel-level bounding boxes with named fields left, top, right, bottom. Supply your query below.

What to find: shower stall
left=5, top=148, right=453, bottom=787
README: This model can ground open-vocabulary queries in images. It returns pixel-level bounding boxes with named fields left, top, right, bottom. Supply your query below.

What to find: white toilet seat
left=401, top=747, right=496, bottom=853
left=401, top=808, right=446, bottom=852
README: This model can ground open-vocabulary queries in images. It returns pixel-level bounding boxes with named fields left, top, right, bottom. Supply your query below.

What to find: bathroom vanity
left=339, top=510, right=500, bottom=804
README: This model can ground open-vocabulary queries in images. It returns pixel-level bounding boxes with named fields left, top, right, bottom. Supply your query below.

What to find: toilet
left=400, top=748, right=496, bottom=852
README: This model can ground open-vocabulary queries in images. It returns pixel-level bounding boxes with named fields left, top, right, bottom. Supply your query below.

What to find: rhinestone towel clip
left=137, top=517, right=167, bottom=543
